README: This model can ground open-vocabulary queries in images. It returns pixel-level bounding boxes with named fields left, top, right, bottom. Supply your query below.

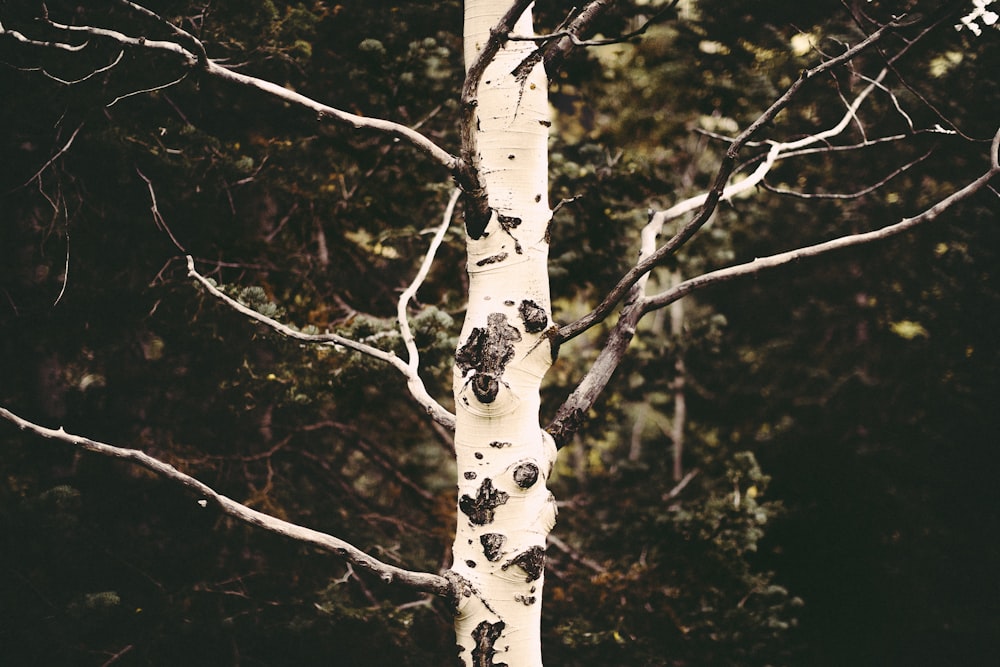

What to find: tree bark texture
left=450, top=2, right=557, bottom=665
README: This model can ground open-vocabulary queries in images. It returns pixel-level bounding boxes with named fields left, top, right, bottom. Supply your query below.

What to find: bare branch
left=2, top=14, right=458, bottom=173
left=107, top=71, right=190, bottom=108
left=537, top=0, right=618, bottom=75
left=509, top=1, right=677, bottom=48
left=547, top=534, right=607, bottom=574
left=760, top=149, right=933, bottom=200
left=20, top=123, right=84, bottom=188
left=397, top=189, right=460, bottom=370
left=42, top=18, right=199, bottom=63
left=186, top=256, right=456, bottom=430
left=642, top=133, right=1000, bottom=313
left=557, top=17, right=920, bottom=343
left=115, top=0, right=208, bottom=65
left=25, top=50, right=125, bottom=86
left=0, top=406, right=451, bottom=598
left=135, top=167, right=187, bottom=252
left=549, top=134, right=998, bottom=448
left=206, top=60, right=459, bottom=172
left=0, top=22, right=88, bottom=51
left=53, top=222, right=70, bottom=307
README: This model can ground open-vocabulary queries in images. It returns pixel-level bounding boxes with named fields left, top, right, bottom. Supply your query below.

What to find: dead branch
left=642, top=128, right=1000, bottom=312
left=0, top=406, right=451, bottom=598
left=557, top=16, right=912, bottom=343
left=186, top=256, right=456, bottom=430
left=0, top=9, right=458, bottom=173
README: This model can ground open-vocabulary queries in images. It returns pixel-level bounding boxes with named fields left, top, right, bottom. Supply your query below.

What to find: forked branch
left=557, top=16, right=912, bottom=343
left=0, top=7, right=458, bottom=173
left=397, top=189, right=460, bottom=372
left=642, top=129, right=1000, bottom=312
left=548, top=129, right=999, bottom=447
left=186, top=257, right=456, bottom=430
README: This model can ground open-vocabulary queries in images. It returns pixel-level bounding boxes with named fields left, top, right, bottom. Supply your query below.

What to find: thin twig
left=760, top=149, right=933, bottom=200
left=136, top=167, right=186, bottom=252
left=6, top=14, right=458, bottom=172
left=558, top=18, right=918, bottom=343
left=20, top=123, right=84, bottom=188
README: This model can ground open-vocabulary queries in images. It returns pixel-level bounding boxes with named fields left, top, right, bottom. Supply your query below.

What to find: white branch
left=643, top=135, right=1000, bottom=312
left=204, top=60, right=459, bottom=171
left=652, top=67, right=890, bottom=226
left=558, top=20, right=910, bottom=343
left=2, top=16, right=458, bottom=172
left=397, top=189, right=460, bottom=371
left=186, top=256, right=456, bottom=429
left=0, top=406, right=451, bottom=598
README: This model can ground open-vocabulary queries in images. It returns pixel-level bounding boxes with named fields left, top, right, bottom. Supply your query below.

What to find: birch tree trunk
left=450, top=2, right=558, bottom=665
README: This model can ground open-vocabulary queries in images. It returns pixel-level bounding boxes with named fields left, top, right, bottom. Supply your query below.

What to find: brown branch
left=547, top=301, right=644, bottom=449
left=0, top=406, right=452, bottom=598
left=760, top=148, right=933, bottom=200
left=538, top=0, right=618, bottom=75
left=550, top=125, right=997, bottom=448
left=508, top=1, right=677, bottom=49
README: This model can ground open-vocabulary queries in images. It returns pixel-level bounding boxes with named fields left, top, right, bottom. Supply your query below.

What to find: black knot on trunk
left=512, top=462, right=539, bottom=489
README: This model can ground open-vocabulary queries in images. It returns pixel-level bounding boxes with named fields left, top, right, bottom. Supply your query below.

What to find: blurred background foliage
left=1, top=0, right=998, bottom=665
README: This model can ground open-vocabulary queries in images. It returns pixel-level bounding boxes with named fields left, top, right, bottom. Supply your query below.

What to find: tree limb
left=1, top=13, right=459, bottom=173
left=537, top=0, right=618, bottom=75
left=642, top=129, right=1000, bottom=313
left=557, top=17, right=911, bottom=343
left=0, top=406, right=452, bottom=599
left=186, top=256, right=456, bottom=430
left=397, top=189, right=460, bottom=372
left=511, top=4, right=675, bottom=48
left=549, top=140, right=998, bottom=447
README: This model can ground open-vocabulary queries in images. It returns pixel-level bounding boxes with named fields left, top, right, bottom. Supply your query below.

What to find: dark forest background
left=1, top=1, right=998, bottom=665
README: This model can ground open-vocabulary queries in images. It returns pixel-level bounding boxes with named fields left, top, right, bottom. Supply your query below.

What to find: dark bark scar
left=455, top=313, right=521, bottom=404
left=471, top=620, right=507, bottom=667
left=512, top=462, right=539, bottom=489
left=518, top=299, right=548, bottom=333
left=502, top=545, right=545, bottom=582
left=480, top=533, right=506, bottom=562
left=476, top=252, right=509, bottom=266
left=496, top=214, right=523, bottom=254
left=459, top=478, right=509, bottom=525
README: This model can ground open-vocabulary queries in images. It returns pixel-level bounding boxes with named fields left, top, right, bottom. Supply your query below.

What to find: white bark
left=450, top=3, right=558, bottom=665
